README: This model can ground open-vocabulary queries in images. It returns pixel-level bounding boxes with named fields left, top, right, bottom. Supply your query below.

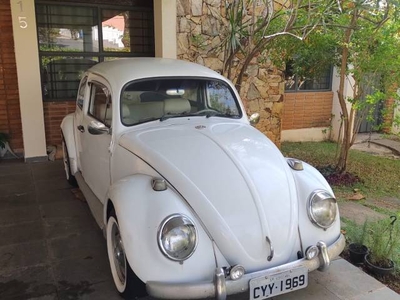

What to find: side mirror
left=249, top=113, right=260, bottom=126
left=88, top=120, right=111, bottom=135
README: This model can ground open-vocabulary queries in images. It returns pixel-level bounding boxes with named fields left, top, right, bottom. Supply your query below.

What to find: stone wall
left=176, top=0, right=284, bottom=146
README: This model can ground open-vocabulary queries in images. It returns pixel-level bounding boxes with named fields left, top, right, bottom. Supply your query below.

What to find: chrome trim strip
left=265, top=236, right=274, bottom=261
left=307, top=190, right=337, bottom=229
left=146, top=234, right=345, bottom=299
left=157, top=214, right=198, bottom=262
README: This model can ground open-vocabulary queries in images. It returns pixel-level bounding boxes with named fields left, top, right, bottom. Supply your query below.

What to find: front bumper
left=146, top=234, right=345, bottom=299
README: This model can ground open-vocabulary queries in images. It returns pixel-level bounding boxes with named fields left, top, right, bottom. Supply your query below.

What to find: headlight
left=158, top=214, right=197, bottom=261
left=307, top=190, right=337, bottom=229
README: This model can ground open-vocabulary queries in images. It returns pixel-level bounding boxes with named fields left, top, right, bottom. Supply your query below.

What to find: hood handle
left=266, top=236, right=274, bottom=261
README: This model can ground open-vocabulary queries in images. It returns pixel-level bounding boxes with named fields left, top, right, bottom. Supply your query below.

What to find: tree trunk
left=335, top=10, right=358, bottom=173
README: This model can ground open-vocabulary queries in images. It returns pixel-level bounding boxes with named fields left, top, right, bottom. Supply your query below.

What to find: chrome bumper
left=146, top=234, right=345, bottom=300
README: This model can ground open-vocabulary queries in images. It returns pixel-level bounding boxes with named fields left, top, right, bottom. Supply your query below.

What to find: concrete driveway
left=0, top=160, right=399, bottom=300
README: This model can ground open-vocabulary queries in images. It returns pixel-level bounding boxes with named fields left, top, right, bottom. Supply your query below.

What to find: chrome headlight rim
left=157, top=214, right=198, bottom=262
left=307, top=189, right=337, bottom=229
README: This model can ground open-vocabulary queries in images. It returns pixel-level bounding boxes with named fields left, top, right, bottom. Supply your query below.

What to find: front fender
left=290, top=162, right=341, bottom=251
left=60, top=113, right=78, bottom=174
left=107, top=174, right=224, bottom=284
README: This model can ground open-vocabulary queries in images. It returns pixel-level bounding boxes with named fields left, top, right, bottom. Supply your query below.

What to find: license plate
left=249, top=267, right=308, bottom=300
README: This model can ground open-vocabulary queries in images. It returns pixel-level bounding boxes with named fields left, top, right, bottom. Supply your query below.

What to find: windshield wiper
left=159, top=113, right=198, bottom=122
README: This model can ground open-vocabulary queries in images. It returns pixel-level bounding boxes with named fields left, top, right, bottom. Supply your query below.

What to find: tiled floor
left=0, top=160, right=398, bottom=300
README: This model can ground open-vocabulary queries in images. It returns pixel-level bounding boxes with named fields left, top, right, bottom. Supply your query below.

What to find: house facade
left=1, top=0, right=287, bottom=161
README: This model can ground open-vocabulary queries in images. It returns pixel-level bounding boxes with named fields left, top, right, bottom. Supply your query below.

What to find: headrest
left=164, top=98, right=191, bottom=115
left=122, top=91, right=141, bottom=104
left=98, top=103, right=112, bottom=120
left=121, top=104, right=130, bottom=118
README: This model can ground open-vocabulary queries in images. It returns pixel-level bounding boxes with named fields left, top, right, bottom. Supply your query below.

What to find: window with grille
left=284, top=62, right=332, bottom=92
left=36, top=2, right=154, bottom=101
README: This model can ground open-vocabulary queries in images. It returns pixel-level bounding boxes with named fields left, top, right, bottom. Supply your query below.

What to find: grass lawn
left=281, top=141, right=400, bottom=200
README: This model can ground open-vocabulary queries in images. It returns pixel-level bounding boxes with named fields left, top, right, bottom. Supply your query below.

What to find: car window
left=77, top=76, right=88, bottom=110
left=88, top=83, right=112, bottom=127
left=120, top=78, right=242, bottom=126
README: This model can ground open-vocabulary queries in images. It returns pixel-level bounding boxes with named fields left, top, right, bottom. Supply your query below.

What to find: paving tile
left=0, top=192, right=36, bottom=209
left=351, top=287, right=400, bottom=300
left=0, top=183, right=35, bottom=197
left=0, top=205, right=41, bottom=226
left=35, top=178, right=73, bottom=192
left=36, top=189, right=78, bottom=204
left=0, top=172, right=33, bottom=186
left=53, top=255, right=112, bottom=286
left=0, top=161, right=31, bottom=176
left=44, top=215, right=99, bottom=239
left=0, top=266, right=56, bottom=299
left=274, top=277, right=340, bottom=300
left=312, top=259, right=385, bottom=300
left=0, top=221, right=45, bottom=247
left=32, top=163, right=66, bottom=182
left=58, top=280, right=124, bottom=300
left=0, top=241, right=48, bottom=274
left=40, top=201, right=91, bottom=220
left=49, top=230, right=106, bottom=261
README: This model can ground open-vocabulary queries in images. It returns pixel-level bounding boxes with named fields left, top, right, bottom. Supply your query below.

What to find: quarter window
left=89, top=83, right=112, bottom=127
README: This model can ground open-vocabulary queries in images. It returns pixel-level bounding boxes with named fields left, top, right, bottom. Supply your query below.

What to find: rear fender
left=106, top=174, right=221, bottom=283
left=60, top=114, right=78, bottom=174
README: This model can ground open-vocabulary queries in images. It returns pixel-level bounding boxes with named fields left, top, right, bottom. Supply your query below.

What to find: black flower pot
left=348, top=243, right=368, bottom=265
left=364, top=254, right=395, bottom=276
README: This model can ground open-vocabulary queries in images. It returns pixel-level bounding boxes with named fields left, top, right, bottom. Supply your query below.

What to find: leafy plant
left=345, top=219, right=369, bottom=246
left=366, top=216, right=400, bottom=267
left=0, top=132, right=9, bottom=149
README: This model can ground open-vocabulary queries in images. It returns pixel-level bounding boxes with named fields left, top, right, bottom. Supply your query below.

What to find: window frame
left=88, top=81, right=112, bottom=128
left=36, top=1, right=154, bottom=102
left=120, top=76, right=244, bottom=127
left=284, top=65, right=333, bottom=93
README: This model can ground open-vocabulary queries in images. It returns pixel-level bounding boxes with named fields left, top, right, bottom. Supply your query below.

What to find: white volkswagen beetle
left=61, top=58, right=344, bottom=300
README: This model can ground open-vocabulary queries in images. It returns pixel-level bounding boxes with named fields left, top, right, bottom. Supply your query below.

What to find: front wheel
left=61, top=134, right=77, bottom=187
left=107, top=210, right=147, bottom=299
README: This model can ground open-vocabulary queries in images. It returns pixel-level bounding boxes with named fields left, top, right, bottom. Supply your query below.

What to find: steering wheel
left=194, top=108, right=219, bottom=115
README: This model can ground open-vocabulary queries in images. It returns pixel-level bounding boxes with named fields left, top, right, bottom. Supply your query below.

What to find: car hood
left=119, top=121, right=299, bottom=271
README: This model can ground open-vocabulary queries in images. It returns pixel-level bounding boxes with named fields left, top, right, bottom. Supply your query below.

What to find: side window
left=77, top=76, right=88, bottom=109
left=88, top=83, right=112, bottom=127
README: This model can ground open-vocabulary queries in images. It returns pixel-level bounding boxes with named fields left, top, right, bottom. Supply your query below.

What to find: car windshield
left=120, top=78, right=242, bottom=126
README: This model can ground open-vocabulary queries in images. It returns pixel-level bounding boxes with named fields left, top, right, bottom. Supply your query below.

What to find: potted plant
left=364, top=216, right=399, bottom=276
left=345, top=220, right=369, bottom=265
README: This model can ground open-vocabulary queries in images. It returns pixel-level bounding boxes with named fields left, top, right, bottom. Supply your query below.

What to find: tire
left=107, top=210, right=147, bottom=299
left=61, top=134, right=77, bottom=187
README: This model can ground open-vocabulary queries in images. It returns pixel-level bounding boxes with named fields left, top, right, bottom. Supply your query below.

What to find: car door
left=78, top=79, right=112, bottom=203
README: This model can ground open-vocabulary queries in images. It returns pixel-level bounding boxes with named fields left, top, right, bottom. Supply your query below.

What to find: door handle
left=77, top=125, right=85, bottom=133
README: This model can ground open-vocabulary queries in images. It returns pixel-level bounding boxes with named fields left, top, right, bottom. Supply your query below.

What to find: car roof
left=88, top=58, right=227, bottom=85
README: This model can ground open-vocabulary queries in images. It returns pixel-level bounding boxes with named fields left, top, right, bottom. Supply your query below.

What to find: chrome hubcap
left=111, top=222, right=126, bottom=284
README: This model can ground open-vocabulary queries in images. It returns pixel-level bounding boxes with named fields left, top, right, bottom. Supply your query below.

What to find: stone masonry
left=176, top=0, right=284, bottom=146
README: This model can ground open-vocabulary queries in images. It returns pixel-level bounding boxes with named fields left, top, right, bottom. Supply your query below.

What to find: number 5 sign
left=16, top=1, right=28, bottom=29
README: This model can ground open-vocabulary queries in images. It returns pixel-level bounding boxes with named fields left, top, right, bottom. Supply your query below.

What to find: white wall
left=281, top=127, right=331, bottom=142
left=153, top=0, right=177, bottom=59
left=10, top=0, right=47, bottom=161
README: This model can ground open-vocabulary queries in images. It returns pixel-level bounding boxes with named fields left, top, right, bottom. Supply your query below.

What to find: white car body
left=61, top=58, right=344, bottom=300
